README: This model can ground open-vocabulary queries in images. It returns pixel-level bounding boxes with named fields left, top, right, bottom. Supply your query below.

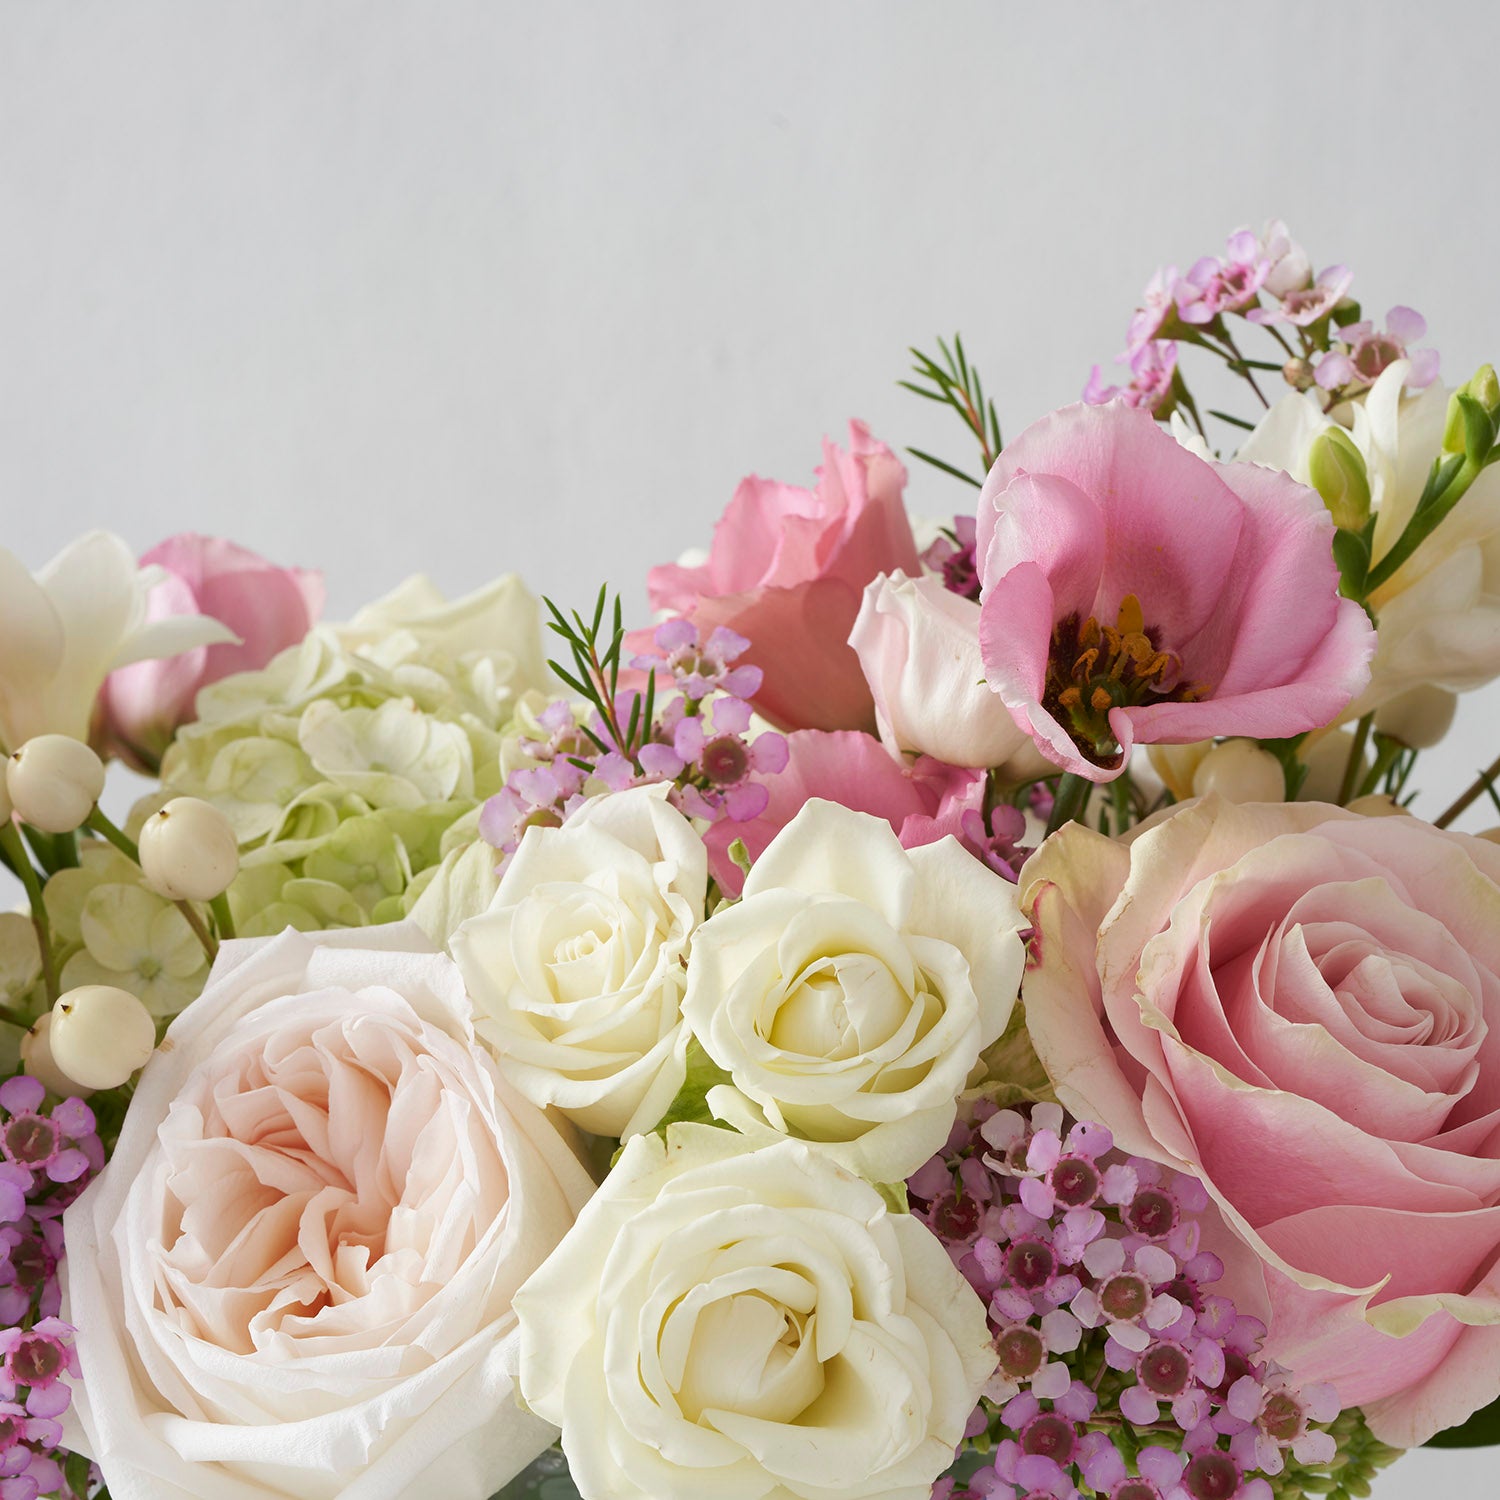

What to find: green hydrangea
left=153, top=573, right=552, bottom=942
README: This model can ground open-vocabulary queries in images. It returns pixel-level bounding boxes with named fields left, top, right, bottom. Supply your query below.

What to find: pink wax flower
left=1247, top=263, right=1353, bottom=328
left=1315, top=306, right=1441, bottom=392
left=974, top=403, right=1375, bottom=780
left=1020, top=800, right=1500, bottom=1446
left=1173, top=231, right=1271, bottom=325
left=1124, top=265, right=1181, bottom=358
left=1255, top=219, right=1312, bottom=299
left=701, top=727, right=983, bottom=894
left=647, top=421, right=920, bottom=732
left=1083, top=343, right=1178, bottom=416
left=99, top=534, right=324, bottom=767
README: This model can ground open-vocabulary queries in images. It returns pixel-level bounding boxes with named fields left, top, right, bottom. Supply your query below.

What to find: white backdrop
left=1, top=2, right=1498, bottom=1491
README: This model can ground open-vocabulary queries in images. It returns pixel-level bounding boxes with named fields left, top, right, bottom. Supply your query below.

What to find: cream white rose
left=452, top=785, right=707, bottom=1139
left=63, top=924, right=594, bottom=1500
left=682, top=799, right=1025, bottom=1181
left=515, top=1125, right=996, bottom=1500
left=850, top=570, right=1035, bottom=770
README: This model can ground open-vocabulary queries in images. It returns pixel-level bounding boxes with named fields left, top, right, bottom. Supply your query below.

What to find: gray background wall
left=0, top=4, right=1495, bottom=1489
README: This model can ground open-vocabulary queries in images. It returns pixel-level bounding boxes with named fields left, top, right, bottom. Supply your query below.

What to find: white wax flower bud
left=5, top=735, right=105, bottom=834
left=137, top=796, right=240, bottom=902
left=1147, top=741, right=1213, bottom=802
left=20, top=1012, right=95, bottom=1099
left=1373, top=685, right=1459, bottom=750
left=49, top=984, right=157, bottom=1090
left=1192, top=739, right=1286, bottom=804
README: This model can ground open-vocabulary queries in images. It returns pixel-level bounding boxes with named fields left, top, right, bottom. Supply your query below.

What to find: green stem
left=1435, top=749, right=1500, bottom=830
left=176, top=900, right=220, bottom=967
left=0, top=1002, right=32, bottom=1030
left=1045, top=773, right=1093, bottom=838
left=210, top=892, right=237, bottom=942
left=85, top=807, right=139, bottom=863
left=0, top=822, right=58, bottom=1004
left=1365, top=458, right=1480, bottom=594
left=1358, top=735, right=1404, bottom=800
left=1337, top=714, right=1373, bottom=806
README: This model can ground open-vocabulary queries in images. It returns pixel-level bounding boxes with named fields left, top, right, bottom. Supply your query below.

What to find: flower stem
left=1337, top=714, right=1373, bottom=805
left=85, top=806, right=139, bottom=863
left=1045, top=773, right=1093, bottom=837
left=210, top=892, right=237, bottom=942
left=0, top=822, right=58, bottom=1004
left=176, top=900, right=220, bottom=967
left=1435, top=749, right=1500, bottom=829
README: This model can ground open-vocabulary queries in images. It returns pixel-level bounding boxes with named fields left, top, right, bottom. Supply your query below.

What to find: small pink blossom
left=1125, top=266, right=1181, bottom=357
left=1316, top=306, right=1441, bottom=392
left=1247, top=264, right=1352, bottom=328
left=1173, top=232, right=1270, bottom=325
left=974, top=403, right=1376, bottom=780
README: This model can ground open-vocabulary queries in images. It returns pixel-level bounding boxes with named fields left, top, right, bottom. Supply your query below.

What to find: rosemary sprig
left=899, top=334, right=1004, bottom=487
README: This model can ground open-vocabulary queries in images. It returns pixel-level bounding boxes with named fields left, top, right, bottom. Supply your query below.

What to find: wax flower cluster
left=0, top=1077, right=102, bottom=1500
left=909, top=1102, right=1394, bottom=1500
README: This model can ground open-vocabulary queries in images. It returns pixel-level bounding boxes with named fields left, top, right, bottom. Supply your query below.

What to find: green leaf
left=650, top=1037, right=734, bottom=1133
left=906, top=447, right=983, bottom=488
left=873, top=1180, right=909, bottom=1214
left=64, top=1445, right=94, bottom=1498
left=1426, top=1393, right=1500, bottom=1447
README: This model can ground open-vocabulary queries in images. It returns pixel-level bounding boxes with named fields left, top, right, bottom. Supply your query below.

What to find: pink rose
left=100, top=534, right=324, bottom=767
left=648, top=422, right=920, bottom=732
left=703, top=728, right=982, bottom=894
left=975, top=403, right=1375, bottom=780
left=1021, top=797, right=1500, bottom=1445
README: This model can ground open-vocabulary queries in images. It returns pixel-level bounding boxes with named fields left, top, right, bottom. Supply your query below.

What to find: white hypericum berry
left=5, top=735, right=106, bottom=834
left=137, top=796, right=239, bottom=902
left=1192, top=738, right=1285, bottom=804
left=49, top=984, right=157, bottom=1090
left=20, top=1012, right=95, bottom=1099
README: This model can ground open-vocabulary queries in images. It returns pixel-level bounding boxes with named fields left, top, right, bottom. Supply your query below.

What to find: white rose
left=452, top=785, right=706, bottom=1139
left=515, top=1125, right=996, bottom=1500
left=849, top=570, right=1037, bottom=771
left=63, top=924, right=594, bottom=1500
left=682, top=799, right=1026, bottom=1181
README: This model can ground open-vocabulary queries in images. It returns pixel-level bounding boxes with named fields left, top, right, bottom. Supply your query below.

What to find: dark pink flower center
left=1101, top=1273, right=1150, bottom=1321
left=1127, top=1188, right=1177, bottom=1239
left=1140, top=1342, right=1191, bottom=1396
left=1021, top=1412, right=1076, bottom=1463
left=1114, top=1484, right=1161, bottom=1500
left=996, top=1325, right=1045, bottom=1378
left=1260, top=1391, right=1305, bottom=1443
left=10, top=1335, right=61, bottom=1385
left=1353, top=335, right=1402, bottom=381
left=0, top=1417, right=20, bottom=1450
left=1184, top=1452, right=1240, bottom=1500
left=4, top=1116, right=56, bottom=1166
left=1051, top=1156, right=1100, bottom=1208
left=1006, top=1240, right=1056, bottom=1290
left=701, top=735, right=749, bottom=786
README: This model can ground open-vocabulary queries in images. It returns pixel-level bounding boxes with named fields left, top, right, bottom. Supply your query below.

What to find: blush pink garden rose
left=975, top=403, right=1376, bottom=781
left=1020, top=797, right=1500, bottom=1446
left=702, top=728, right=985, bottom=895
left=62, top=925, right=594, bottom=1500
left=647, top=421, right=921, bottom=733
left=100, top=534, right=324, bottom=767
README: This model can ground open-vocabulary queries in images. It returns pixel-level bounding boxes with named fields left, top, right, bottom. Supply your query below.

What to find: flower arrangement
left=1, top=220, right=1498, bottom=1500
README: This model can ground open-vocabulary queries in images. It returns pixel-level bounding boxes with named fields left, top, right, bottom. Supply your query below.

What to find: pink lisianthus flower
left=99, top=534, right=324, bottom=767
left=701, top=728, right=982, bottom=894
left=1316, top=306, right=1441, bottom=392
left=974, top=403, right=1376, bottom=781
left=647, top=422, right=920, bottom=733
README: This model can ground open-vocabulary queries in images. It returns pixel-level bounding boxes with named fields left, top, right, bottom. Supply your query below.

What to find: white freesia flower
left=63, top=924, right=594, bottom=1500
left=515, top=1125, right=996, bottom=1500
left=682, top=799, right=1026, bottom=1181
left=452, top=785, right=706, bottom=1139
left=0, top=532, right=236, bottom=749
left=1235, top=362, right=1500, bottom=715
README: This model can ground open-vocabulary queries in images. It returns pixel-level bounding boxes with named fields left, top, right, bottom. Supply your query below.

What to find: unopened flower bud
left=1471, top=363, right=1500, bottom=418
left=1192, top=739, right=1286, bottom=804
left=1373, top=684, right=1458, bottom=749
left=49, top=984, right=157, bottom=1090
left=138, top=796, right=239, bottom=902
left=1298, top=729, right=1365, bottom=804
left=1147, top=741, right=1213, bottom=802
left=20, top=1012, right=94, bottom=1099
left=1282, top=357, right=1316, bottom=391
left=5, top=735, right=106, bottom=834
left=1307, top=427, right=1371, bottom=531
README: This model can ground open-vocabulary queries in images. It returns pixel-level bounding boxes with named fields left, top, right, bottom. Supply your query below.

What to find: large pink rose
left=648, top=422, right=920, bottom=732
left=100, top=534, right=324, bottom=767
left=1021, top=797, right=1500, bottom=1445
left=975, top=403, right=1375, bottom=780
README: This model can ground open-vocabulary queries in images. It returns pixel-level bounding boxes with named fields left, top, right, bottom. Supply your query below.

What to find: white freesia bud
left=1298, top=730, right=1364, bottom=804
left=5, top=735, right=105, bottom=833
left=49, top=984, right=156, bottom=1090
left=1373, top=685, right=1459, bottom=750
left=1192, top=739, right=1285, bottom=803
left=138, top=796, right=240, bottom=902
left=1148, top=741, right=1213, bottom=801
left=20, top=1011, right=95, bottom=1098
